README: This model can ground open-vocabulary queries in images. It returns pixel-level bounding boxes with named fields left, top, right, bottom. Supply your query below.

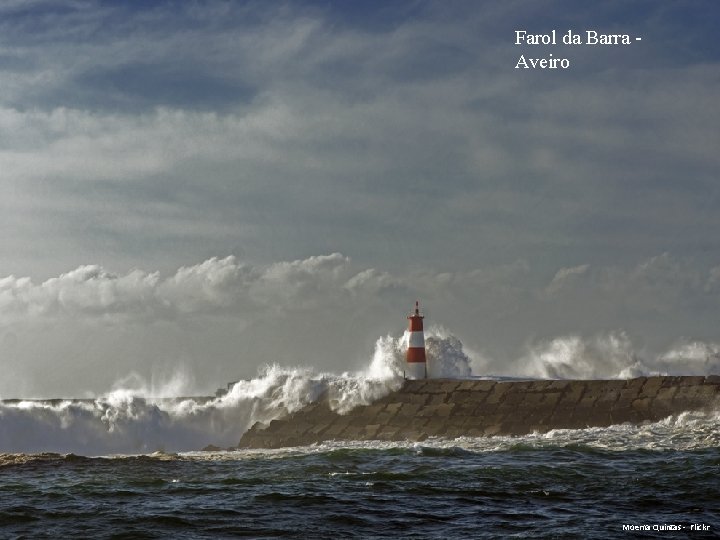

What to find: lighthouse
left=406, top=301, right=427, bottom=379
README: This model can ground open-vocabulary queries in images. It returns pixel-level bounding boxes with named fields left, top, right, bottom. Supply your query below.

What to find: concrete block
left=425, top=382, right=448, bottom=394
left=655, top=387, right=677, bottom=401
left=696, top=384, right=720, bottom=396
left=632, top=397, right=652, bottom=410
left=613, top=397, right=636, bottom=411
left=308, top=423, right=330, bottom=436
left=673, top=386, right=699, bottom=401
left=435, top=403, right=456, bottom=417
left=363, top=424, right=381, bottom=438
left=460, top=415, right=485, bottom=428
left=548, top=380, right=571, bottom=391
left=338, top=426, right=363, bottom=440
left=264, top=419, right=283, bottom=433
left=402, top=380, right=427, bottom=392
left=610, top=407, right=635, bottom=424
left=549, top=409, right=574, bottom=426
left=562, top=382, right=586, bottom=404
left=626, top=377, right=646, bottom=390
left=522, top=393, right=547, bottom=406
left=542, top=392, right=563, bottom=408
left=416, top=405, right=439, bottom=417
left=349, top=415, right=373, bottom=427
left=493, top=382, right=513, bottom=395
left=423, top=419, right=448, bottom=435
left=577, top=394, right=598, bottom=408
left=596, top=390, right=620, bottom=405
left=385, top=403, right=403, bottom=414
left=640, top=378, right=663, bottom=398
left=485, top=384, right=511, bottom=405
left=456, top=380, right=479, bottom=391
left=397, top=402, right=422, bottom=417
left=397, top=392, right=430, bottom=405
left=501, top=392, right=526, bottom=406
left=454, top=403, right=479, bottom=416
left=324, top=423, right=350, bottom=437
left=508, top=381, right=533, bottom=392
left=428, top=393, right=449, bottom=405
left=444, top=426, right=467, bottom=439
left=651, top=397, right=677, bottom=416
left=440, top=381, right=461, bottom=393
left=473, top=402, right=498, bottom=416
left=473, top=380, right=497, bottom=392
left=376, top=427, right=401, bottom=441
left=528, top=380, right=552, bottom=392
left=618, top=387, right=641, bottom=400
left=407, top=416, right=430, bottom=428
left=375, top=411, right=396, bottom=424
left=679, top=376, right=705, bottom=387
left=661, top=376, right=681, bottom=387
left=449, top=390, right=477, bottom=404
left=446, top=415, right=468, bottom=429
left=452, top=414, right=483, bottom=428
left=355, top=404, right=378, bottom=417
left=481, top=412, right=506, bottom=425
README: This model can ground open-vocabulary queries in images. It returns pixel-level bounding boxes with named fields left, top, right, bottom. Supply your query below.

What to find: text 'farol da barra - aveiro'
left=514, top=29, right=642, bottom=69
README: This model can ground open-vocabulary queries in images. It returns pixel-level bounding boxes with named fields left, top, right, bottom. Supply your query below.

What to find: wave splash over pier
left=0, top=329, right=469, bottom=455
left=1, top=329, right=718, bottom=455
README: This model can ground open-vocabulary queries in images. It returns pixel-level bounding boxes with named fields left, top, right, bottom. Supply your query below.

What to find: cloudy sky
left=1, top=0, right=719, bottom=397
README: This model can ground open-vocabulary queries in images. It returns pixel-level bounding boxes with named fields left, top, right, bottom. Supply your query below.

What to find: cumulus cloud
left=0, top=266, right=160, bottom=320
left=0, top=254, right=355, bottom=324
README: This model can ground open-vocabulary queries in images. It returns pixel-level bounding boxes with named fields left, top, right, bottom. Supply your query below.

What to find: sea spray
left=0, top=330, right=466, bottom=454
left=2, top=328, right=719, bottom=456
left=518, top=332, right=645, bottom=379
left=371, top=327, right=473, bottom=380
left=515, top=333, right=720, bottom=380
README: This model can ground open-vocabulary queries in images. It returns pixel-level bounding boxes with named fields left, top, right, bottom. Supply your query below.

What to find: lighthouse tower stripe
left=408, top=331, right=425, bottom=348
left=407, top=347, right=426, bottom=363
left=409, top=317, right=423, bottom=332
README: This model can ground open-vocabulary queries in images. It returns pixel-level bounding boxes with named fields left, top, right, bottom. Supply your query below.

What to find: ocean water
left=2, top=414, right=719, bottom=539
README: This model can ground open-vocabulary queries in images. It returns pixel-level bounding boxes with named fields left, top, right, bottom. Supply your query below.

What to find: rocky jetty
left=238, top=376, right=720, bottom=449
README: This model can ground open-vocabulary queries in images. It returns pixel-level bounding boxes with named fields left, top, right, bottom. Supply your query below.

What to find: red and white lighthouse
left=406, top=301, right=427, bottom=379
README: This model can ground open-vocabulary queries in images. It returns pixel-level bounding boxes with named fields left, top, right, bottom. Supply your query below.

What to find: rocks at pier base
left=238, top=376, right=720, bottom=449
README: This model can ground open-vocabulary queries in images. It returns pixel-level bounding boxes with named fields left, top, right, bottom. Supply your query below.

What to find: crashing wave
left=0, top=329, right=468, bottom=455
left=2, top=327, right=719, bottom=456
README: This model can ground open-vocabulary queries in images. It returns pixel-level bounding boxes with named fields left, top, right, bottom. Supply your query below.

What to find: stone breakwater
left=238, top=376, right=720, bottom=449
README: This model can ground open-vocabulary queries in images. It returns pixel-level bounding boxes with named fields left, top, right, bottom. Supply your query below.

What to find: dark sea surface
left=2, top=417, right=720, bottom=539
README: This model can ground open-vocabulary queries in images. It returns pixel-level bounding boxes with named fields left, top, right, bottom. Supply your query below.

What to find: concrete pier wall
left=238, top=376, right=720, bottom=449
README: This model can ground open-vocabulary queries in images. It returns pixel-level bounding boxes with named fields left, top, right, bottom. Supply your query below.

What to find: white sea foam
left=508, top=332, right=720, bottom=380
left=182, top=408, right=720, bottom=460
left=0, top=329, right=467, bottom=455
